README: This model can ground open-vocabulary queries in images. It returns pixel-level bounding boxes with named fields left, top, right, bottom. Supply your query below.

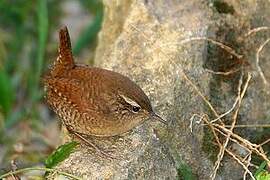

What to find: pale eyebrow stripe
left=119, top=94, right=141, bottom=107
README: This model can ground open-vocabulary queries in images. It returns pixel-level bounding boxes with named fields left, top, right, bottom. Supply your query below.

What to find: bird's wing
left=44, top=77, right=112, bottom=115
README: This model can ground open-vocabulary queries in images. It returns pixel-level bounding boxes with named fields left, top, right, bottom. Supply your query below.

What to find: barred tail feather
left=51, top=26, right=75, bottom=77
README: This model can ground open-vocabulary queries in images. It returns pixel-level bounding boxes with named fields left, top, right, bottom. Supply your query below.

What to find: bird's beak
left=151, top=112, right=167, bottom=125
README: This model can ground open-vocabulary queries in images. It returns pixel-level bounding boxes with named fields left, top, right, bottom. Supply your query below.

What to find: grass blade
left=0, top=70, right=14, bottom=117
left=255, top=160, right=267, bottom=176
left=31, top=0, right=48, bottom=101
left=45, top=141, right=79, bottom=168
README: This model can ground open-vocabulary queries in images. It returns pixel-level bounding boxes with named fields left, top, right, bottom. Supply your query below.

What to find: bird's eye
left=132, top=106, right=140, bottom=113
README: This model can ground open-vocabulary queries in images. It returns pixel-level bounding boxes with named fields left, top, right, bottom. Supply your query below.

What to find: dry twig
left=155, top=37, right=243, bottom=59
left=255, top=38, right=270, bottom=85
left=224, top=124, right=270, bottom=128
left=226, top=150, right=255, bottom=180
left=189, top=114, right=207, bottom=133
left=205, top=68, right=241, bottom=76
left=245, top=27, right=270, bottom=37
left=210, top=73, right=250, bottom=179
left=214, top=123, right=270, bottom=166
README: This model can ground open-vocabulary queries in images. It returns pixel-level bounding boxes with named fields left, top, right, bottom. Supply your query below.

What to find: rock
left=53, top=0, right=270, bottom=179
left=95, top=0, right=214, bottom=179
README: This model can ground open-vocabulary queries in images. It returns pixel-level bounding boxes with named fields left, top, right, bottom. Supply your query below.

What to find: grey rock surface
left=53, top=0, right=270, bottom=179
left=205, top=0, right=270, bottom=178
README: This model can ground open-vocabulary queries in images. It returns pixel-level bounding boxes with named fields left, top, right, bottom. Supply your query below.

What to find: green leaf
left=45, top=141, right=79, bottom=168
left=177, top=162, right=196, bottom=180
left=255, top=161, right=267, bottom=176
left=256, top=170, right=270, bottom=180
left=0, top=70, right=14, bottom=116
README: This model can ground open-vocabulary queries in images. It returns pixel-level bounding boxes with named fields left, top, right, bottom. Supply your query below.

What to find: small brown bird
left=43, top=26, right=165, bottom=139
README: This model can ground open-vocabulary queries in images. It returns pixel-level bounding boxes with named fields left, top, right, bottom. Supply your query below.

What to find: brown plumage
left=43, top=26, right=165, bottom=138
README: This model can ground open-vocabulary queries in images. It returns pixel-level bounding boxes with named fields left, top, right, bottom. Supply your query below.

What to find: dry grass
left=130, top=24, right=270, bottom=179
left=255, top=38, right=270, bottom=85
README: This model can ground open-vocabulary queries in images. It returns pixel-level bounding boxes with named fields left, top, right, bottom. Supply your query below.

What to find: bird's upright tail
left=49, top=26, right=75, bottom=77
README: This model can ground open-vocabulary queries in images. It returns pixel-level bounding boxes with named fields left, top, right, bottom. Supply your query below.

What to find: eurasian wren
left=44, top=26, right=165, bottom=138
